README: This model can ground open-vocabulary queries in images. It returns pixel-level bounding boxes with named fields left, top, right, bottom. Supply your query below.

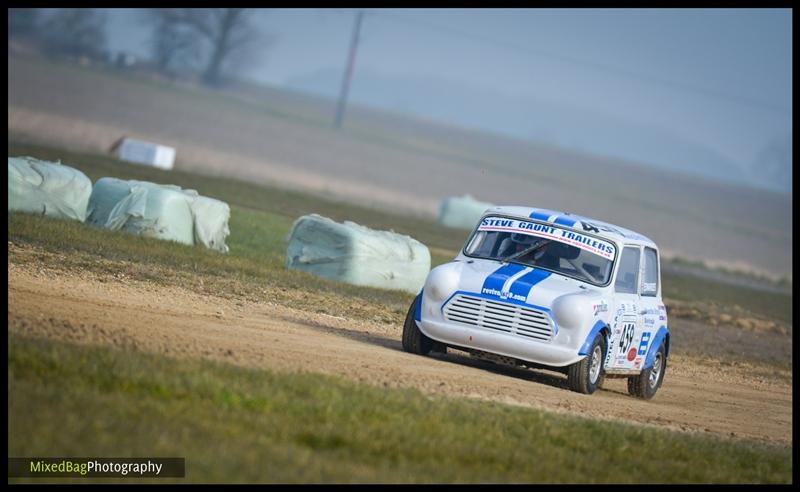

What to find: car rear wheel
left=627, top=340, right=667, bottom=400
left=402, top=295, right=435, bottom=355
left=567, top=332, right=606, bottom=394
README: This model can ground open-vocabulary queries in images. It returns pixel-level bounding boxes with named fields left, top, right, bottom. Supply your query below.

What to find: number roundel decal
left=618, top=323, right=635, bottom=355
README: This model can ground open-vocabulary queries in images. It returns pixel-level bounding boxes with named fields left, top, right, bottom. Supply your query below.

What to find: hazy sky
left=105, top=8, right=792, bottom=191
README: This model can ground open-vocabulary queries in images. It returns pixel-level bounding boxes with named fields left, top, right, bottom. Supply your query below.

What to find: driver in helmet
left=501, top=233, right=560, bottom=269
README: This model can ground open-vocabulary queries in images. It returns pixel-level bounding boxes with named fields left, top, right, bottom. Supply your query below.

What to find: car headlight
left=552, top=294, right=593, bottom=330
left=424, top=263, right=462, bottom=302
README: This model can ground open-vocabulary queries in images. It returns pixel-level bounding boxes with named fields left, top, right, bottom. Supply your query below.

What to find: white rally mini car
left=403, top=206, right=670, bottom=399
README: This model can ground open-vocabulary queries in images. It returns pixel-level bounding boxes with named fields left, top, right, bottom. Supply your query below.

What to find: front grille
left=443, top=294, right=554, bottom=341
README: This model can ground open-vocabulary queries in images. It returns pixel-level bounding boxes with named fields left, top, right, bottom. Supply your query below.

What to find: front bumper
left=418, top=318, right=585, bottom=367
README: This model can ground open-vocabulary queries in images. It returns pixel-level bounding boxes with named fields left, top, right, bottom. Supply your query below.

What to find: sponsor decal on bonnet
left=479, top=264, right=551, bottom=303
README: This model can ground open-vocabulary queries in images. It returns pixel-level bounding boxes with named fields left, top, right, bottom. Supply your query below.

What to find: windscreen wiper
left=504, top=240, right=551, bottom=263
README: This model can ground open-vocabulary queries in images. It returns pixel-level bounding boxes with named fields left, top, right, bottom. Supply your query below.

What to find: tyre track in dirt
left=7, top=264, right=792, bottom=446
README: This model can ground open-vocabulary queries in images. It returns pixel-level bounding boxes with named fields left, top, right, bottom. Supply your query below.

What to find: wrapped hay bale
left=87, top=178, right=194, bottom=245
left=188, top=195, right=231, bottom=253
left=286, top=214, right=430, bottom=294
left=87, top=177, right=230, bottom=253
left=8, top=156, right=93, bottom=221
left=438, top=194, right=494, bottom=230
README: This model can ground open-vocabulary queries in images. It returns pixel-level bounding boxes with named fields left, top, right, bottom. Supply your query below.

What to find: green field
left=8, top=334, right=791, bottom=483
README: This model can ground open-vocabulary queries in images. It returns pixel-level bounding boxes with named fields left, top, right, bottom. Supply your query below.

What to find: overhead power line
left=371, top=10, right=789, bottom=114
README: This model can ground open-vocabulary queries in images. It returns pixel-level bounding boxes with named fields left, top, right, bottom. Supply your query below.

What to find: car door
left=634, top=246, right=663, bottom=371
left=605, top=245, right=642, bottom=371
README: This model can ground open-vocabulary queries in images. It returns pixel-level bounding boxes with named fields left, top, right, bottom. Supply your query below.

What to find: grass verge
left=8, top=334, right=792, bottom=484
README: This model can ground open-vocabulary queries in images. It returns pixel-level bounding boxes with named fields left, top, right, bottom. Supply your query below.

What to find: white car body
left=413, top=206, right=670, bottom=379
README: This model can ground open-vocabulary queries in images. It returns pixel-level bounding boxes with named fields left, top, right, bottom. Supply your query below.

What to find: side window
left=614, top=246, right=640, bottom=294
left=642, top=247, right=659, bottom=296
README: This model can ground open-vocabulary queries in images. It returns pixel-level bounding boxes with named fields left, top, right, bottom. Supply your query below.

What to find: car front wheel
left=402, top=295, right=435, bottom=355
left=567, top=332, right=606, bottom=394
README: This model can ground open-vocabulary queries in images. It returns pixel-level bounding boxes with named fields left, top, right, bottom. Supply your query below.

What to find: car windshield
left=464, top=216, right=617, bottom=286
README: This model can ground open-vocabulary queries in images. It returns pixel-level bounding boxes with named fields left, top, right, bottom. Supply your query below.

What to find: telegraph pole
left=334, top=10, right=363, bottom=129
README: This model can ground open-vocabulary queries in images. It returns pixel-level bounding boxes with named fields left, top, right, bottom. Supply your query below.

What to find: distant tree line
left=8, top=8, right=39, bottom=39
left=8, top=8, right=262, bottom=87
left=143, top=8, right=260, bottom=87
left=9, top=8, right=109, bottom=62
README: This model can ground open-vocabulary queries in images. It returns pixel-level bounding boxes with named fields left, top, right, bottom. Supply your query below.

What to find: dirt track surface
left=8, top=263, right=792, bottom=446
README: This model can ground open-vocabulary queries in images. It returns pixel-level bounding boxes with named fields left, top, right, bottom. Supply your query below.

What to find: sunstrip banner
left=478, top=217, right=617, bottom=260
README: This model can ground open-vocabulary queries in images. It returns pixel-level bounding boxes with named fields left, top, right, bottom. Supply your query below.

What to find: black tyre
left=567, top=332, right=606, bottom=394
left=402, top=295, right=435, bottom=355
left=628, top=341, right=667, bottom=400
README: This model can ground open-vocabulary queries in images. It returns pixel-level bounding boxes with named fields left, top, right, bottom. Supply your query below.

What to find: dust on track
left=8, top=262, right=792, bottom=446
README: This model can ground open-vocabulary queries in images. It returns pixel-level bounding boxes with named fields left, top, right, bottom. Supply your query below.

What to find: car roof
left=482, top=206, right=657, bottom=248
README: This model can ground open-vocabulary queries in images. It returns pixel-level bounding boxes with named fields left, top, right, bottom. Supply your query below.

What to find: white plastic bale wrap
left=87, top=178, right=193, bottom=245
left=286, top=214, right=431, bottom=294
left=8, top=156, right=93, bottom=221
left=438, top=194, right=494, bottom=230
left=188, top=195, right=231, bottom=253
left=86, top=177, right=230, bottom=253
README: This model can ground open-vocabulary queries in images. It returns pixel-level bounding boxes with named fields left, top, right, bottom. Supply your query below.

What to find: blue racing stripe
left=529, top=211, right=552, bottom=222
left=554, top=215, right=577, bottom=227
left=481, top=263, right=526, bottom=292
left=508, top=268, right=551, bottom=300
